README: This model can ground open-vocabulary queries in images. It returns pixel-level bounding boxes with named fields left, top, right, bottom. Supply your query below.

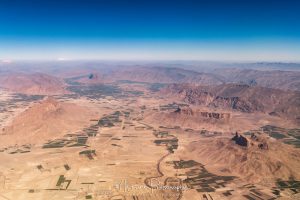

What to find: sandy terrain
left=0, top=81, right=299, bottom=200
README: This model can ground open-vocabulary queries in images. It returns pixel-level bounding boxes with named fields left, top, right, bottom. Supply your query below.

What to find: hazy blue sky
left=0, top=0, right=300, bottom=61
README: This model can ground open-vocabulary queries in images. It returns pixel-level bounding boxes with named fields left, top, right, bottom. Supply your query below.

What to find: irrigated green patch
left=261, top=125, right=300, bottom=148
left=173, top=159, right=235, bottom=196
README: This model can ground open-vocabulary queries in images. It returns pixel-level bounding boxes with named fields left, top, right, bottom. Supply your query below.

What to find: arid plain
left=0, top=62, right=299, bottom=200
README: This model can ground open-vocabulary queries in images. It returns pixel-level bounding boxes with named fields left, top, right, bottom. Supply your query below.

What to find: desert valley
left=0, top=61, right=299, bottom=200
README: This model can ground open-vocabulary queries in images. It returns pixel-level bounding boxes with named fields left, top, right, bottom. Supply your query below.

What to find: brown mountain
left=144, top=106, right=231, bottom=130
left=0, top=72, right=67, bottom=95
left=186, top=135, right=300, bottom=183
left=0, top=98, right=96, bottom=146
left=107, top=67, right=224, bottom=85
left=212, top=68, right=300, bottom=91
left=162, top=83, right=300, bottom=124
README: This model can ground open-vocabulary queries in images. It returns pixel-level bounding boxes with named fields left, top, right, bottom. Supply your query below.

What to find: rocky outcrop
left=199, top=111, right=230, bottom=120
left=162, top=83, right=300, bottom=124
left=250, top=133, right=269, bottom=150
left=174, top=107, right=193, bottom=115
left=232, top=132, right=248, bottom=147
left=175, top=107, right=231, bottom=120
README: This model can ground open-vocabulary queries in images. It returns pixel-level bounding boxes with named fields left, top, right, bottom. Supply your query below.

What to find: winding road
left=144, top=150, right=183, bottom=200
